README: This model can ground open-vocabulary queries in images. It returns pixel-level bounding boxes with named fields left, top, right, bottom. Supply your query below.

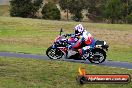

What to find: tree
left=10, top=0, right=43, bottom=18
left=126, top=13, right=132, bottom=23
left=59, top=0, right=70, bottom=20
left=103, top=0, right=123, bottom=23
left=77, top=0, right=106, bottom=21
left=69, top=0, right=84, bottom=21
left=41, top=2, right=61, bottom=20
left=59, top=0, right=84, bottom=21
left=128, top=0, right=132, bottom=14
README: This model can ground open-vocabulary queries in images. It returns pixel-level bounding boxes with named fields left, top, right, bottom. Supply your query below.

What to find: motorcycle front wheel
left=46, top=46, right=64, bottom=59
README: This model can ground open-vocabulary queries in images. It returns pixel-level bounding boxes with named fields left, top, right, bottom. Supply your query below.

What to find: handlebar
left=61, top=34, right=75, bottom=38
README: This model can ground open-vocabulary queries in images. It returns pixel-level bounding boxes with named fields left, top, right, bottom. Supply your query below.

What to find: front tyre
left=46, top=46, right=63, bottom=59
left=89, top=49, right=106, bottom=64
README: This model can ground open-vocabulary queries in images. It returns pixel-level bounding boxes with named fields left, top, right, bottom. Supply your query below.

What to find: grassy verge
left=0, top=16, right=132, bottom=62
left=0, top=57, right=132, bottom=88
left=0, top=44, right=46, bottom=54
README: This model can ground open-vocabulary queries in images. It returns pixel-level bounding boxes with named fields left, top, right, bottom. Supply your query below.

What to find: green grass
left=0, top=5, right=9, bottom=16
left=0, top=57, right=132, bottom=88
left=0, top=16, right=132, bottom=62
left=0, top=44, right=46, bottom=54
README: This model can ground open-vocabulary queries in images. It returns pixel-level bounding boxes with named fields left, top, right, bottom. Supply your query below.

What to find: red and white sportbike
left=46, top=29, right=109, bottom=64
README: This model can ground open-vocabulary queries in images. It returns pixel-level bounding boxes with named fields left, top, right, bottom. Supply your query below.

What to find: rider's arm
left=66, top=33, right=74, bottom=37
left=85, top=37, right=92, bottom=44
left=83, top=32, right=93, bottom=45
left=71, top=37, right=84, bottom=49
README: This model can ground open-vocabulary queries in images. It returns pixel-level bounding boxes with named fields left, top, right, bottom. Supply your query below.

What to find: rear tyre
left=89, top=49, right=106, bottom=64
left=46, top=46, right=63, bottom=59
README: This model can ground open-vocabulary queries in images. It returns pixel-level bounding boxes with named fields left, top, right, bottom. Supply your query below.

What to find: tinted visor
left=75, top=30, right=79, bottom=35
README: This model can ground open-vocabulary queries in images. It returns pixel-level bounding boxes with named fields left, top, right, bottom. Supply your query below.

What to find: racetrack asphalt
left=0, top=52, right=132, bottom=69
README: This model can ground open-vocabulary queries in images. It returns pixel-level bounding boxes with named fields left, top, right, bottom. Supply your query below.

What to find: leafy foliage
left=9, top=0, right=132, bottom=23
left=84, top=0, right=105, bottom=21
left=59, top=0, right=84, bottom=21
left=103, top=0, right=123, bottom=23
left=10, top=0, right=43, bottom=18
left=126, top=13, right=132, bottom=23
left=41, top=2, right=61, bottom=20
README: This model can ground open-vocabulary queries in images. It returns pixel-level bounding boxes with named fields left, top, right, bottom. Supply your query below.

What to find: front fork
left=52, top=44, right=67, bottom=57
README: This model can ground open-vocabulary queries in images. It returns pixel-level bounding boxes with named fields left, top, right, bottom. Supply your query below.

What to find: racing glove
left=67, top=45, right=72, bottom=50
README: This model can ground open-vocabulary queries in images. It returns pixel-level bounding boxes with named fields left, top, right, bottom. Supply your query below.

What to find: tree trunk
left=111, top=18, right=114, bottom=24
left=66, top=9, right=69, bottom=20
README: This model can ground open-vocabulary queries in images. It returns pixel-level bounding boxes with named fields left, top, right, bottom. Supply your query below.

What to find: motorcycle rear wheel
left=89, top=49, right=106, bottom=64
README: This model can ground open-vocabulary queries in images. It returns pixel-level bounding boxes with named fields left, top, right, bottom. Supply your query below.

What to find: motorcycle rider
left=68, top=24, right=95, bottom=59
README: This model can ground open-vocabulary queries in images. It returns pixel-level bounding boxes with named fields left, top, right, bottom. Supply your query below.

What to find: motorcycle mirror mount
left=60, top=28, right=63, bottom=36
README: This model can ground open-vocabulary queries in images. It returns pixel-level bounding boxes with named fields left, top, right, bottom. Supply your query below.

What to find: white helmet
left=74, top=24, right=84, bottom=36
